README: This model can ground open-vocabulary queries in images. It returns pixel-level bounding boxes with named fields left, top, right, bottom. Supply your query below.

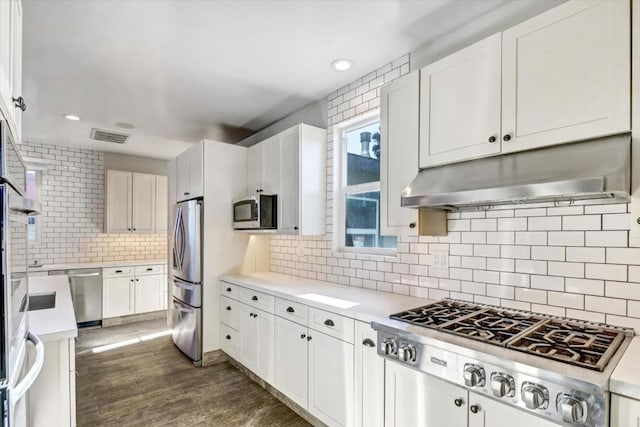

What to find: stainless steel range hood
left=402, top=134, right=631, bottom=211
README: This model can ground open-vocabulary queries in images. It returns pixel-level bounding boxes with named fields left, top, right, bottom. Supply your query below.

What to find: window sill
left=338, top=246, right=398, bottom=258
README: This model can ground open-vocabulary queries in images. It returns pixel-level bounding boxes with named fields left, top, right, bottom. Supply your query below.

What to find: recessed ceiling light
left=331, top=58, right=352, bottom=71
left=64, top=114, right=80, bottom=121
left=115, top=122, right=135, bottom=130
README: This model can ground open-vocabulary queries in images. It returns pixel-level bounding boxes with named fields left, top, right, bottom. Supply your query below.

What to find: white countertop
left=220, top=272, right=430, bottom=323
left=28, top=275, right=77, bottom=343
left=611, top=336, right=640, bottom=400
left=29, top=259, right=167, bottom=272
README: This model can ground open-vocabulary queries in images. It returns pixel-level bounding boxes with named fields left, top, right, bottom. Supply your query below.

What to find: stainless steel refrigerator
left=0, top=121, right=44, bottom=427
left=170, top=199, right=203, bottom=365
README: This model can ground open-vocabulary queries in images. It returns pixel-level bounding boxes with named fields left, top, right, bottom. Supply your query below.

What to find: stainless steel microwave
left=233, top=194, right=277, bottom=230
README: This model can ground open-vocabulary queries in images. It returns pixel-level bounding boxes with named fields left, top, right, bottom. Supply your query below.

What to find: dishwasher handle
left=69, top=272, right=101, bottom=278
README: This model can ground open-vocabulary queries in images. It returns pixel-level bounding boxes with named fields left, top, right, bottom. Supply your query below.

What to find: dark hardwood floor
left=76, top=319, right=310, bottom=427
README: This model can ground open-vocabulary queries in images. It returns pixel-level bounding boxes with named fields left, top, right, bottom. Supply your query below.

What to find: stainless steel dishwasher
left=49, top=269, right=102, bottom=327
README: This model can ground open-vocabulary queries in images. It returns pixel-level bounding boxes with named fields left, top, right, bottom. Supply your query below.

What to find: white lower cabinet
left=308, top=328, right=354, bottom=427
left=102, top=276, right=135, bottom=318
left=274, top=316, right=308, bottom=409
left=385, top=360, right=468, bottom=427
left=468, top=392, right=557, bottom=427
left=239, top=304, right=275, bottom=384
left=134, top=274, right=165, bottom=314
left=28, top=338, right=75, bottom=427
left=354, top=321, right=384, bottom=427
left=611, top=393, right=640, bottom=427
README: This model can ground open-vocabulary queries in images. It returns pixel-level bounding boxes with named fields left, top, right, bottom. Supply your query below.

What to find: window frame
left=24, top=159, right=46, bottom=243
left=333, top=109, right=397, bottom=256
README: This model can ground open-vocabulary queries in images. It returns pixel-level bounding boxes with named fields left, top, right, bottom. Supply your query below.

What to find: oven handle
left=12, top=332, right=44, bottom=401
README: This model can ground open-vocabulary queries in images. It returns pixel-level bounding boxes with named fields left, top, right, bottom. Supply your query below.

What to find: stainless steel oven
left=232, top=194, right=277, bottom=230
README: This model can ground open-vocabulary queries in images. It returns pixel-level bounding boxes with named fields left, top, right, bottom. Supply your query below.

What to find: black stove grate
left=390, top=300, right=479, bottom=328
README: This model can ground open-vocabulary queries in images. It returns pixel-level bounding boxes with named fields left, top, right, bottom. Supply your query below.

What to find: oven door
left=233, top=197, right=259, bottom=229
left=1, top=183, right=30, bottom=388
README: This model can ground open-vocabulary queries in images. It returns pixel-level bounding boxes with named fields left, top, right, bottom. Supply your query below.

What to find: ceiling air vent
left=90, top=128, right=130, bottom=144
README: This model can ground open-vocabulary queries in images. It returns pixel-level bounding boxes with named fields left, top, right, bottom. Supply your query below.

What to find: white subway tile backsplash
left=585, top=263, right=627, bottom=282
left=271, top=54, right=640, bottom=330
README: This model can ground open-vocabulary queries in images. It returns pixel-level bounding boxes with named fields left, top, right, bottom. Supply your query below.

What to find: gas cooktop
left=390, top=299, right=628, bottom=371
left=375, top=299, right=635, bottom=426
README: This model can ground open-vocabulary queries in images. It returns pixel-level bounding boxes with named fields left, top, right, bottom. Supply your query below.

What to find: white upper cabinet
left=176, top=142, right=203, bottom=201
left=420, top=33, right=502, bottom=168
left=247, top=124, right=326, bottom=235
left=105, top=170, right=167, bottom=234
left=131, top=173, right=156, bottom=233
left=155, top=175, right=168, bottom=233
left=105, top=170, right=132, bottom=233
left=380, top=72, right=419, bottom=236
left=501, top=0, right=630, bottom=153
left=0, top=0, right=22, bottom=142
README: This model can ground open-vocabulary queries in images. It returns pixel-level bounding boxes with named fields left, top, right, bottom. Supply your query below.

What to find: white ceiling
left=22, top=0, right=514, bottom=159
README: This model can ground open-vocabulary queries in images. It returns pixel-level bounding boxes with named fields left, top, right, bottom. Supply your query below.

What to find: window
left=25, top=169, right=42, bottom=242
left=336, top=112, right=397, bottom=253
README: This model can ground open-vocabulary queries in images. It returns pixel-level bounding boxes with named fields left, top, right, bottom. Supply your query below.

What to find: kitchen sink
left=27, top=292, right=56, bottom=311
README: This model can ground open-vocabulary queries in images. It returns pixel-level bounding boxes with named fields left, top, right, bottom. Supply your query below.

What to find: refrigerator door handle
left=12, top=332, right=44, bottom=401
left=173, top=207, right=183, bottom=272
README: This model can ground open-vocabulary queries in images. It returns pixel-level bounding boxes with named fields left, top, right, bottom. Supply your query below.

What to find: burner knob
left=522, top=384, right=548, bottom=410
left=463, top=364, right=485, bottom=388
left=382, top=338, right=397, bottom=356
left=490, top=374, right=513, bottom=398
left=398, top=344, right=416, bottom=362
left=558, top=396, right=585, bottom=424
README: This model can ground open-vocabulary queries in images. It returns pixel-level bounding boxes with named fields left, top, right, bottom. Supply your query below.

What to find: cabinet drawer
left=275, top=298, right=308, bottom=326
left=220, top=296, right=241, bottom=330
left=134, top=264, right=165, bottom=276
left=240, top=288, right=275, bottom=313
left=220, top=323, right=239, bottom=359
left=103, top=266, right=134, bottom=278
left=308, top=307, right=354, bottom=344
left=220, top=281, right=241, bottom=301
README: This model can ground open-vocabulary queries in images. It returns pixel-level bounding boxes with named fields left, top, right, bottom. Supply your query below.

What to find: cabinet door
left=380, top=72, right=419, bottom=236
left=261, top=136, right=281, bottom=195
left=385, top=361, right=468, bottom=427
left=103, top=277, right=134, bottom=318
left=308, top=331, right=354, bottom=427
left=155, top=175, right=168, bottom=233
left=106, top=170, right=132, bottom=233
left=279, top=129, right=300, bottom=232
left=354, top=321, right=384, bottom=427
left=274, top=316, right=308, bottom=409
left=131, top=173, right=156, bottom=233
left=419, top=33, right=502, bottom=168
left=502, top=0, right=630, bottom=153
left=239, top=303, right=258, bottom=371
left=255, top=308, right=275, bottom=384
left=611, top=394, right=640, bottom=427
left=0, top=0, right=11, bottom=121
left=176, top=151, right=191, bottom=201
left=247, top=143, right=262, bottom=194
left=468, top=392, right=557, bottom=427
left=9, top=0, right=21, bottom=141
left=187, top=143, right=203, bottom=199
left=134, top=274, right=165, bottom=314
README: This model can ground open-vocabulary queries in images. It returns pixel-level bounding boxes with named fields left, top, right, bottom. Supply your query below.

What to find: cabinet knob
left=488, top=136, right=496, bottom=143
left=454, top=398, right=464, bottom=407
left=503, top=134, right=512, bottom=142
left=300, top=333, right=306, bottom=339
left=225, top=335, right=231, bottom=340
left=226, top=287, right=231, bottom=292
left=409, top=222, right=416, bottom=229
left=133, top=228, right=136, bottom=231
left=135, top=278, right=139, bottom=282
left=226, top=306, right=231, bottom=311
left=307, top=335, right=312, bottom=341
left=12, top=96, right=26, bottom=111
left=127, top=228, right=131, bottom=231
left=470, top=405, right=480, bottom=414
